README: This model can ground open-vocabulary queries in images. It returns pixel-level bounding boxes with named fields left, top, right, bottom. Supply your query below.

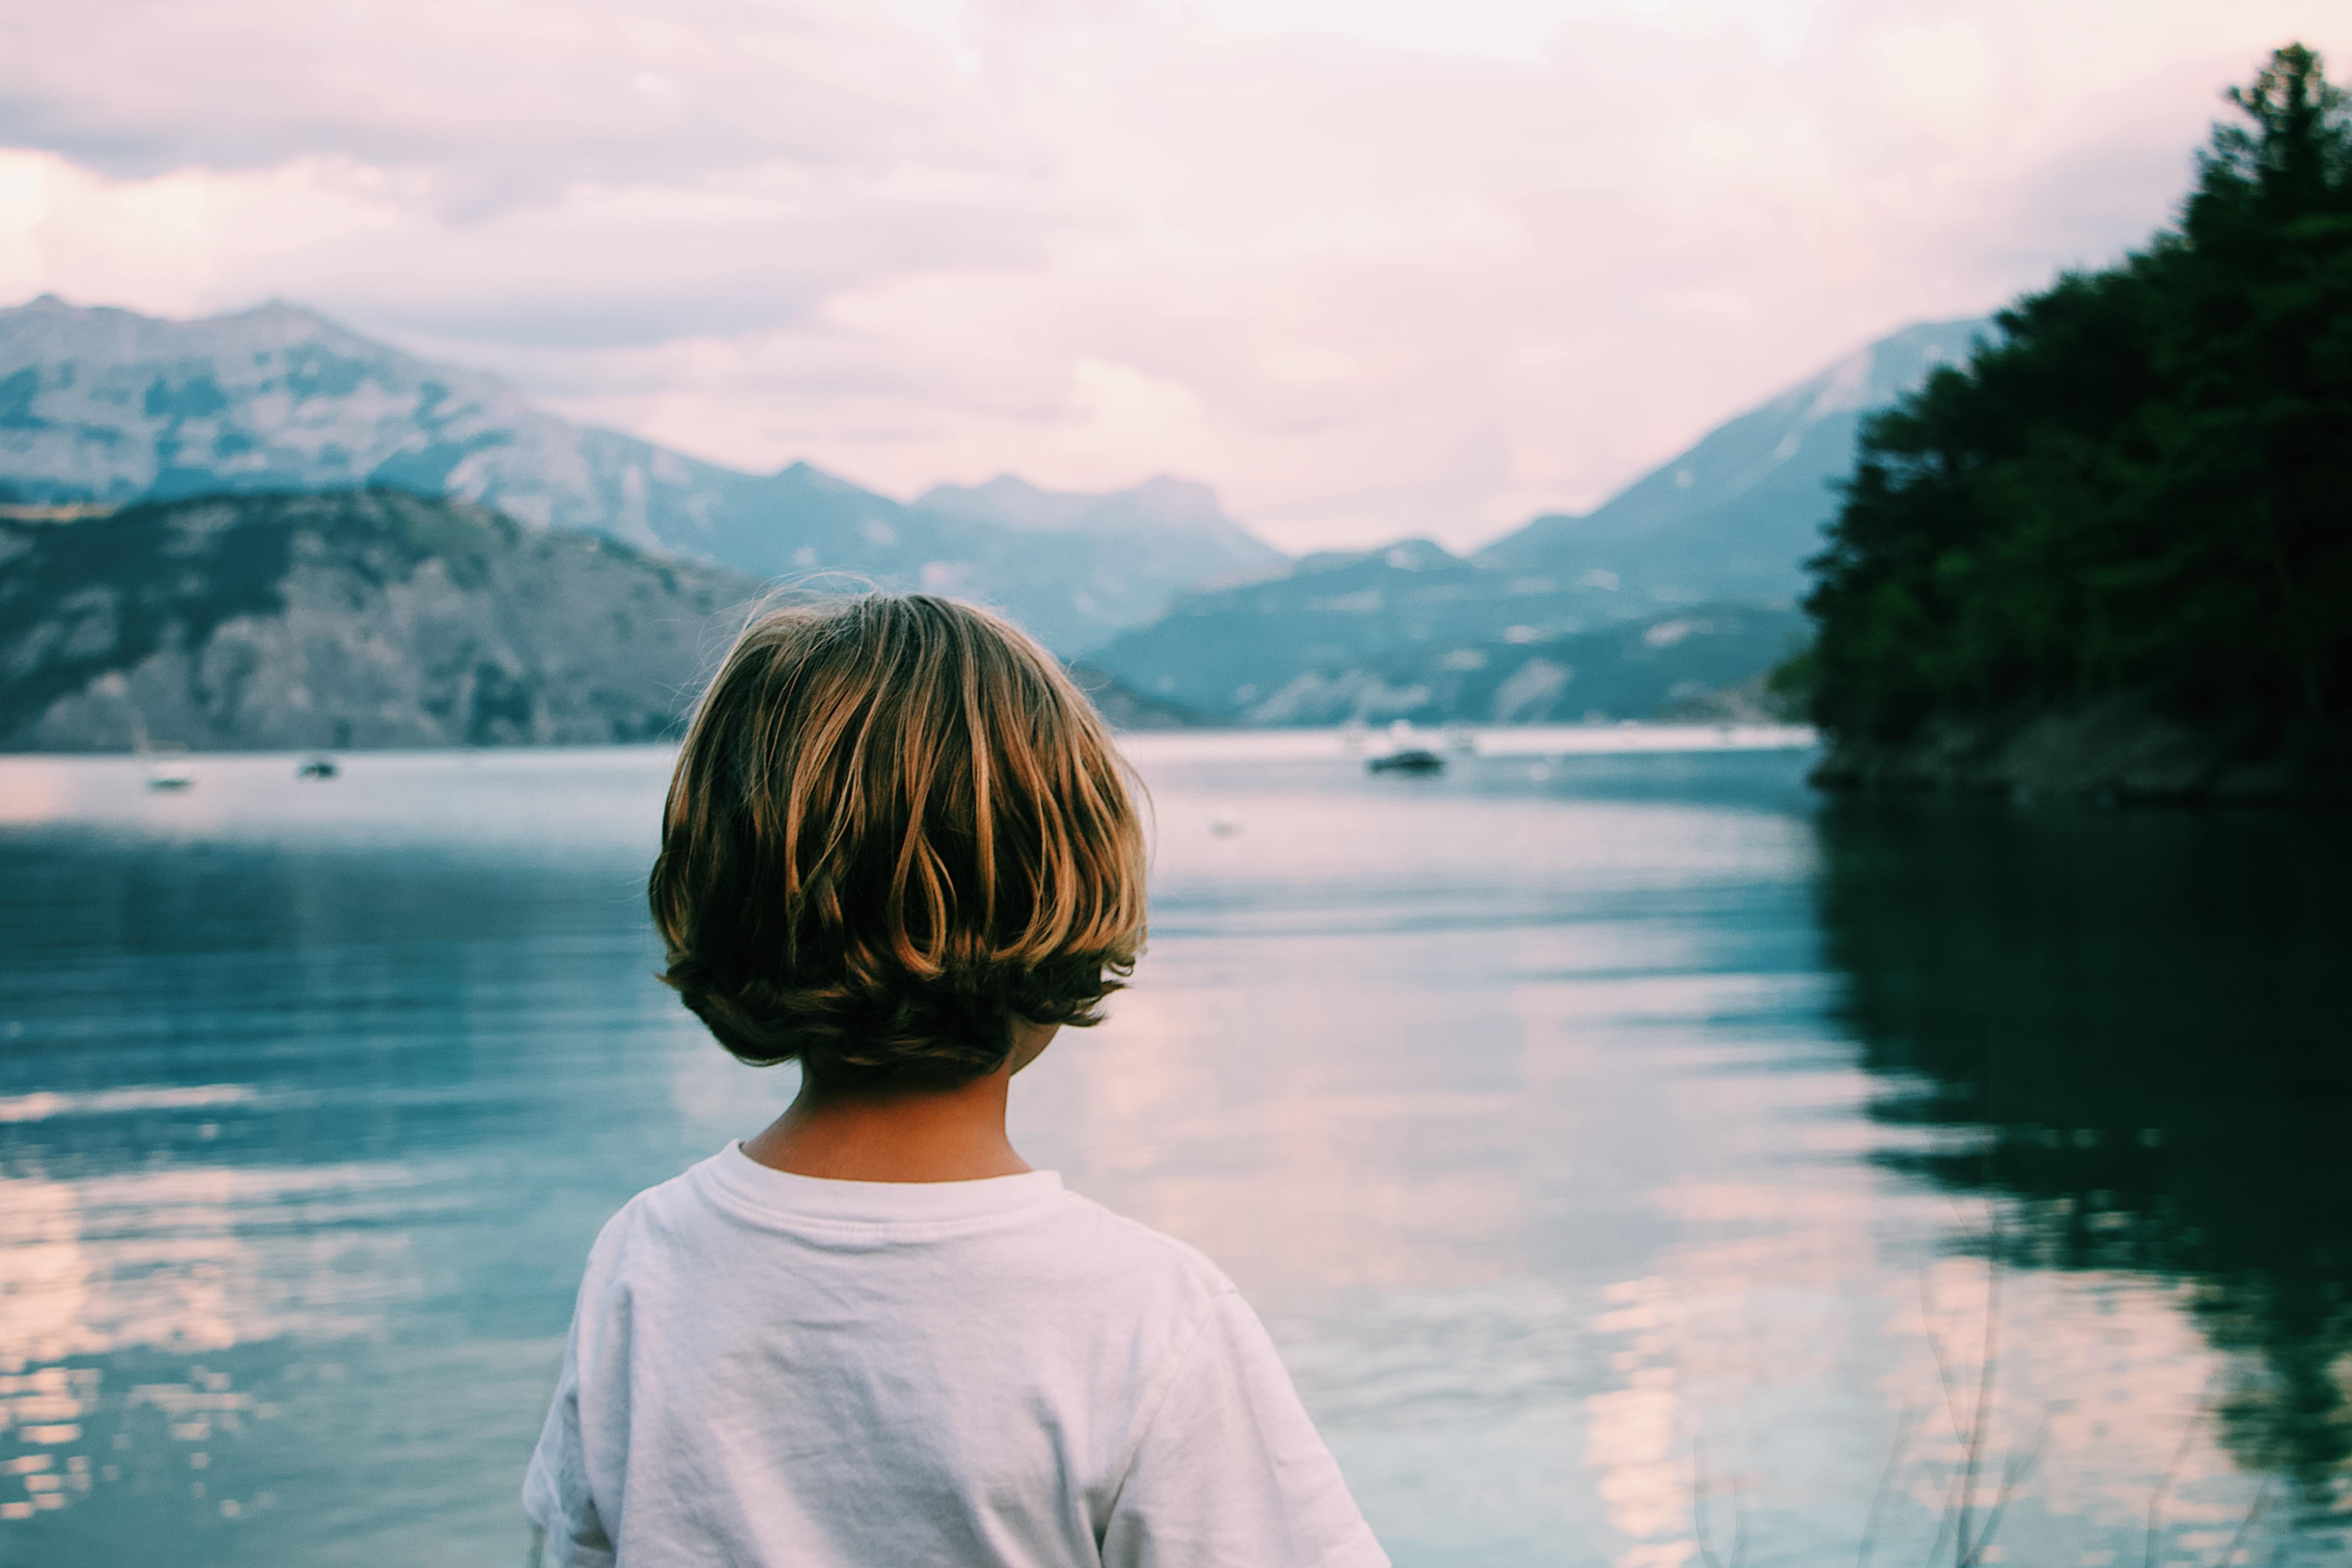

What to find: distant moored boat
left=1368, top=748, right=1445, bottom=776
left=143, top=743, right=194, bottom=791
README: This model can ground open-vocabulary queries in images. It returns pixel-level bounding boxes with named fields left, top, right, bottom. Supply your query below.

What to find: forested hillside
left=1798, top=46, right=2351, bottom=799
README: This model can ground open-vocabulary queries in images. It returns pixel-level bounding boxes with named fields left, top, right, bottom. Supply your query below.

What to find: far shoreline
left=0, top=721, right=1824, bottom=765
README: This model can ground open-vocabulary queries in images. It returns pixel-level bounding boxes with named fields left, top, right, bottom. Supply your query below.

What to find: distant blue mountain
left=1083, top=533, right=1803, bottom=724
left=1478, top=318, right=1994, bottom=603
left=1082, top=539, right=1608, bottom=716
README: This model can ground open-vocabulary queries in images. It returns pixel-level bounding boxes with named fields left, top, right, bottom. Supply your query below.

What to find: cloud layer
left=3, top=0, right=2344, bottom=549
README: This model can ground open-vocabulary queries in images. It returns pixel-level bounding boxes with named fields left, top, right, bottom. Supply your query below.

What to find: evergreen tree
left=1797, top=45, right=2352, bottom=785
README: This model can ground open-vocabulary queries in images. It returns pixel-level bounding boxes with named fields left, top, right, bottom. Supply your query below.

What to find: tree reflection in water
left=1815, top=798, right=2352, bottom=1517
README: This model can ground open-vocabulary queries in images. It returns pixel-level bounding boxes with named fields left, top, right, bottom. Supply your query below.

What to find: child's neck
left=742, top=1070, right=1032, bottom=1184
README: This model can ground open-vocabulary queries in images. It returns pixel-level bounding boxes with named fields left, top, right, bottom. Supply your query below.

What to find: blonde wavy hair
left=650, top=593, right=1147, bottom=1088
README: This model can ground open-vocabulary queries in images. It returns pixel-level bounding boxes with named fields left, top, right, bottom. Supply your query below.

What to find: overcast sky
left=1, top=0, right=2343, bottom=550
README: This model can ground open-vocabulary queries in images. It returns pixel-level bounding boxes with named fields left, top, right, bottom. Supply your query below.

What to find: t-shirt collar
left=700, top=1141, right=1067, bottom=1230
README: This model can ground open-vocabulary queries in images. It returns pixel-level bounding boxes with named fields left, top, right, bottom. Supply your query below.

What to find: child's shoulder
left=576, top=1163, right=704, bottom=1264
left=1055, top=1188, right=1236, bottom=1296
left=988, top=1189, right=1244, bottom=1353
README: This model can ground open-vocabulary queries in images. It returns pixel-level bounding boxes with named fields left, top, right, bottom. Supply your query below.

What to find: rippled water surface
left=1, top=734, right=2346, bottom=1566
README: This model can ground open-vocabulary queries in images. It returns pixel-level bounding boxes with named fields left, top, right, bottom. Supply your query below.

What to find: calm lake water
left=0, top=732, right=2345, bottom=1566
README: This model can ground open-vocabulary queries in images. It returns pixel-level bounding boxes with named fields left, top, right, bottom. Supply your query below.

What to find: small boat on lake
left=143, top=744, right=194, bottom=790
left=297, top=757, right=340, bottom=779
left=1368, top=748, right=1445, bottom=776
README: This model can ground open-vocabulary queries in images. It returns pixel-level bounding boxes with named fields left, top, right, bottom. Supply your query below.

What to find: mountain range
left=1077, top=319, right=1989, bottom=723
left=0, top=295, right=1282, bottom=653
left=0, top=295, right=1997, bottom=740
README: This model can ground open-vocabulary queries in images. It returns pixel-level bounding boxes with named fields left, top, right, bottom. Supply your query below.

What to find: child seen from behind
left=524, top=593, right=1387, bottom=1566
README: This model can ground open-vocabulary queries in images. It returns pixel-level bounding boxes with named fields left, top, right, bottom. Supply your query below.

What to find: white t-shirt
left=524, top=1146, right=1388, bottom=1567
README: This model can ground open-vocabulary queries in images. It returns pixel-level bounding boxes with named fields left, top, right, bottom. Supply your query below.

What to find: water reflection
left=1, top=744, right=2346, bottom=1564
left=0, top=762, right=764, bottom=1563
left=1818, top=799, right=2352, bottom=1515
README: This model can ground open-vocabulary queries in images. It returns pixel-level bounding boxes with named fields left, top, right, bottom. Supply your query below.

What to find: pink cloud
left=2, top=0, right=2344, bottom=549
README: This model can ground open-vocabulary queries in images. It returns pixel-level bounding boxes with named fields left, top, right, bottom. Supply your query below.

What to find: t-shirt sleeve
left=1102, top=1289, right=1389, bottom=1568
left=521, top=1312, right=616, bottom=1568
